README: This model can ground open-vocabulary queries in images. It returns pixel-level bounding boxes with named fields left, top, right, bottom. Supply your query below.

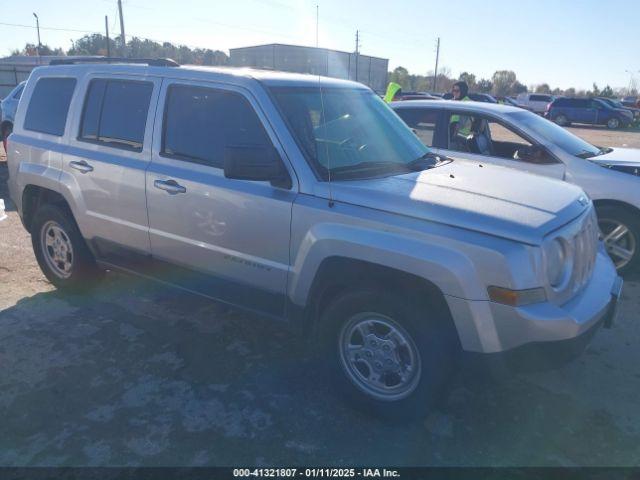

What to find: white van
left=516, top=93, right=555, bottom=114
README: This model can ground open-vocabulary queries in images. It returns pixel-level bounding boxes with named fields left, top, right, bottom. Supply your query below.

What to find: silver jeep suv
left=6, top=59, right=622, bottom=418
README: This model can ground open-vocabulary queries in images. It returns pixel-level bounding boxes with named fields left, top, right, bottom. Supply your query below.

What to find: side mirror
left=224, top=145, right=291, bottom=189
left=514, top=144, right=554, bottom=164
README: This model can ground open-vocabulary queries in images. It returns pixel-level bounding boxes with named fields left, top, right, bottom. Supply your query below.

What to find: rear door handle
left=69, top=160, right=93, bottom=173
left=154, top=179, right=186, bottom=195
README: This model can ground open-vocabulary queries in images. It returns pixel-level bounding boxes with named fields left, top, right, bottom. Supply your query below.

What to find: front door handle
left=69, top=160, right=93, bottom=173
left=154, top=179, right=186, bottom=195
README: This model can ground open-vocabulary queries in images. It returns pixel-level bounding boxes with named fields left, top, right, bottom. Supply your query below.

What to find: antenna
left=315, top=4, right=319, bottom=48
left=354, top=30, right=361, bottom=82
left=316, top=4, right=334, bottom=207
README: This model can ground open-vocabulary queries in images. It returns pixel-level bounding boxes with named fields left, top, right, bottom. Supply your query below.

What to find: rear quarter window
left=24, top=77, right=77, bottom=136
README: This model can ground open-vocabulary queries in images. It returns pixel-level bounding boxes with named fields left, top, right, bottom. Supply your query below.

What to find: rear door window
left=79, top=79, right=153, bottom=151
left=161, top=84, right=272, bottom=168
left=24, top=77, right=77, bottom=136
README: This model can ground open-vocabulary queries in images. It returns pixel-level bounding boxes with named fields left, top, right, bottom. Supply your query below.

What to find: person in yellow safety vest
left=449, top=81, right=472, bottom=147
left=383, top=82, right=403, bottom=103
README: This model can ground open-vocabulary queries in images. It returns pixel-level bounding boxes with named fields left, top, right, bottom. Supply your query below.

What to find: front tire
left=606, top=118, right=621, bottom=130
left=554, top=114, right=569, bottom=126
left=597, top=205, right=640, bottom=274
left=319, top=289, right=457, bottom=420
left=31, top=203, right=102, bottom=290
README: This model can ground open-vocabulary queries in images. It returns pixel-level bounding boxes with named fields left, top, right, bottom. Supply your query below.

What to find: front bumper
left=446, top=248, right=622, bottom=363
left=461, top=274, right=622, bottom=378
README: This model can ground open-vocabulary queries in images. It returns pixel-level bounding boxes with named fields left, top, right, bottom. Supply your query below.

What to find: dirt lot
left=1, top=128, right=640, bottom=467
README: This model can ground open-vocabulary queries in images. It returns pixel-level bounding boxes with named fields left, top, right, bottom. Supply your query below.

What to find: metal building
left=230, top=44, right=389, bottom=93
left=0, top=55, right=78, bottom=98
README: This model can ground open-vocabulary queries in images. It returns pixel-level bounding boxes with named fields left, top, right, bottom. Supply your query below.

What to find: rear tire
left=319, top=288, right=457, bottom=421
left=596, top=205, right=640, bottom=274
left=31, top=203, right=103, bottom=291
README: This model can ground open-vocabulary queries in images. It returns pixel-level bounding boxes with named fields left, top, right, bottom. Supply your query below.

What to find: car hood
left=590, top=147, right=640, bottom=167
left=329, top=159, right=588, bottom=245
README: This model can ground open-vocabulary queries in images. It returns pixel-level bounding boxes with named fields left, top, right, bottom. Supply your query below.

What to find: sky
left=1, top=0, right=638, bottom=91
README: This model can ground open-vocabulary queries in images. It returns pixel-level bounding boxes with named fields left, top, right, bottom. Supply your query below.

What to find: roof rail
left=48, top=56, right=180, bottom=67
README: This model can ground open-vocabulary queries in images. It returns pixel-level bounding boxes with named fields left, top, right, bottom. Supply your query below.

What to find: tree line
left=9, top=36, right=631, bottom=97
left=11, top=34, right=230, bottom=67
left=388, top=66, right=626, bottom=98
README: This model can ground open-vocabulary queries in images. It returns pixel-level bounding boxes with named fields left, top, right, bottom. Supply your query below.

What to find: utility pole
left=354, top=30, right=360, bottom=82
left=32, top=13, right=41, bottom=61
left=625, top=69, right=639, bottom=95
left=105, top=16, right=111, bottom=57
left=117, top=0, right=126, bottom=57
left=315, top=5, right=319, bottom=48
left=433, top=37, right=440, bottom=92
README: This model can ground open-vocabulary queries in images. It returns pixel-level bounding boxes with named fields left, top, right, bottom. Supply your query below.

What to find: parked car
left=516, top=93, right=555, bottom=114
left=496, top=96, right=533, bottom=111
left=468, top=92, right=498, bottom=103
left=621, top=96, right=638, bottom=108
left=397, top=92, right=439, bottom=101
left=596, top=97, right=640, bottom=122
left=392, top=99, right=640, bottom=272
left=1, top=81, right=26, bottom=141
left=546, top=97, right=634, bottom=129
left=7, top=60, right=621, bottom=419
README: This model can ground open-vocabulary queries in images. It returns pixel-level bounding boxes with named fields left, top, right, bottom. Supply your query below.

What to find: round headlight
left=544, top=239, right=569, bottom=288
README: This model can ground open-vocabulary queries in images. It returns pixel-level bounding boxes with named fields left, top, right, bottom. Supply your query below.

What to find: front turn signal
left=487, top=286, right=546, bottom=307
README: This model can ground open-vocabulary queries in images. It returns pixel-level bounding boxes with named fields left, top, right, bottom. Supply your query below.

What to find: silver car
left=392, top=100, right=640, bottom=272
left=1, top=81, right=26, bottom=140
left=6, top=60, right=622, bottom=419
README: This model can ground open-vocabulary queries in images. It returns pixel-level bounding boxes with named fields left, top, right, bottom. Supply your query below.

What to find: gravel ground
left=1, top=128, right=640, bottom=467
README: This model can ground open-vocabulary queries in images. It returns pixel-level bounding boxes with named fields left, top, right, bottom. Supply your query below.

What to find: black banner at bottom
left=0, top=467, right=638, bottom=480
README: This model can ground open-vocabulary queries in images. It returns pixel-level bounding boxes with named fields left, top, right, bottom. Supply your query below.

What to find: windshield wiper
left=329, top=161, right=409, bottom=178
left=407, top=152, right=444, bottom=171
left=598, top=147, right=613, bottom=156
left=575, top=150, right=600, bottom=159
left=576, top=147, right=613, bottom=159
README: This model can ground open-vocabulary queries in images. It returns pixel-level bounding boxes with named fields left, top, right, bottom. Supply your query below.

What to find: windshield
left=507, top=110, right=600, bottom=157
left=269, top=87, right=433, bottom=180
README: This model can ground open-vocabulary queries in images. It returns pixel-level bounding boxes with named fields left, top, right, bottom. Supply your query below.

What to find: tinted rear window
left=79, top=79, right=153, bottom=151
left=24, top=77, right=77, bottom=136
left=530, top=94, right=552, bottom=102
left=162, top=85, right=271, bottom=168
left=554, top=98, right=589, bottom=108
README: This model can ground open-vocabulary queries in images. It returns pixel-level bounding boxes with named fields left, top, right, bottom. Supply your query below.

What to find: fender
left=17, top=161, right=90, bottom=236
left=288, top=221, right=489, bottom=306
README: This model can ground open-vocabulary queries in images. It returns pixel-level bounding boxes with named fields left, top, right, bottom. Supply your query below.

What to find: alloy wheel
left=599, top=218, right=636, bottom=270
left=40, top=220, right=75, bottom=278
left=338, top=312, right=421, bottom=401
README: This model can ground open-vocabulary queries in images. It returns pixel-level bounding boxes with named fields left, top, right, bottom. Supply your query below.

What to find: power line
left=0, top=21, right=97, bottom=35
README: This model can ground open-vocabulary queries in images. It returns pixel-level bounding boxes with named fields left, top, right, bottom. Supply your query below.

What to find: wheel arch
left=593, top=199, right=640, bottom=220
left=303, top=256, right=462, bottom=351
left=22, top=185, right=72, bottom=233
